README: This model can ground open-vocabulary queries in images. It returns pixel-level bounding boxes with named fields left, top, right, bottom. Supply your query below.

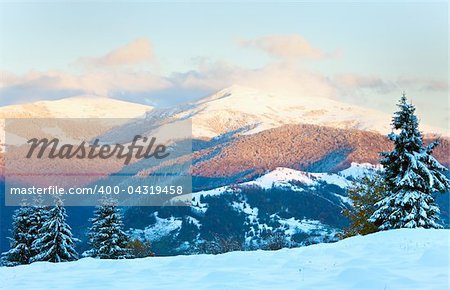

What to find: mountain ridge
left=170, top=85, right=447, bottom=138
left=0, top=87, right=446, bottom=138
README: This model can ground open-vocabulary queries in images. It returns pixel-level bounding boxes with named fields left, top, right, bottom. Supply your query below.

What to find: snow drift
left=1, top=229, right=448, bottom=290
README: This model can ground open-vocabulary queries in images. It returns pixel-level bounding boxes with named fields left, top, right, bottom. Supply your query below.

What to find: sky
left=0, top=1, right=448, bottom=129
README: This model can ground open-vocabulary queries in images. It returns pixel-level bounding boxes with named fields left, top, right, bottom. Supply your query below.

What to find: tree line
left=1, top=196, right=152, bottom=267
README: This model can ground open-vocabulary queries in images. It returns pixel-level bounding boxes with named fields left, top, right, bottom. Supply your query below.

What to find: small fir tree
left=30, top=199, right=78, bottom=263
left=370, top=93, right=450, bottom=229
left=127, top=239, right=154, bottom=258
left=342, top=173, right=387, bottom=238
left=83, top=198, right=133, bottom=259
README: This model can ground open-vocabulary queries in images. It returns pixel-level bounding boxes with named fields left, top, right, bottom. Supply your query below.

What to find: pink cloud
left=240, top=35, right=341, bottom=60
left=79, top=38, right=154, bottom=67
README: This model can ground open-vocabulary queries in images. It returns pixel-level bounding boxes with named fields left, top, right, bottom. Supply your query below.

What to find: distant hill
left=188, top=123, right=449, bottom=186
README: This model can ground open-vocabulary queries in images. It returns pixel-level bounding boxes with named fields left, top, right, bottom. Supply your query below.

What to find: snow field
left=1, top=229, right=448, bottom=290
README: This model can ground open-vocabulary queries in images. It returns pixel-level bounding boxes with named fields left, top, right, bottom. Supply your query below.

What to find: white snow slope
left=1, top=229, right=448, bottom=290
left=186, top=162, right=379, bottom=204
left=173, top=86, right=447, bottom=138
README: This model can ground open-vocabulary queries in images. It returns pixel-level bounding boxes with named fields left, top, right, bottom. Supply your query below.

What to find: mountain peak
left=195, top=85, right=260, bottom=105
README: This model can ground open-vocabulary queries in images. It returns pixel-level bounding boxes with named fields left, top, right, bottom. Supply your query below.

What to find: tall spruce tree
left=370, top=93, right=450, bottom=229
left=1, top=206, right=34, bottom=266
left=84, top=198, right=132, bottom=259
left=30, top=200, right=78, bottom=263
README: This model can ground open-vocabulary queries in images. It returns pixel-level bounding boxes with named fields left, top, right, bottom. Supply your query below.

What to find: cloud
left=1, top=33, right=446, bottom=112
left=419, top=81, right=448, bottom=92
left=334, top=73, right=449, bottom=95
left=78, top=38, right=154, bottom=68
left=334, top=73, right=397, bottom=94
left=240, top=35, right=341, bottom=60
left=0, top=37, right=166, bottom=104
left=0, top=69, right=171, bottom=105
left=171, top=60, right=336, bottom=99
left=397, top=78, right=449, bottom=93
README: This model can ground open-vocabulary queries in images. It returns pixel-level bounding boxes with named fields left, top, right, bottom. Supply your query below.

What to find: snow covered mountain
left=0, top=95, right=153, bottom=150
left=183, top=163, right=379, bottom=205
left=124, top=164, right=373, bottom=254
left=0, top=95, right=153, bottom=119
left=3, top=229, right=448, bottom=290
left=169, top=85, right=447, bottom=138
left=0, top=86, right=446, bottom=142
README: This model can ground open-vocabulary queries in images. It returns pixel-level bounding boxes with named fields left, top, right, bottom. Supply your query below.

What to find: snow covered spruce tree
left=1, top=206, right=34, bottom=266
left=31, top=198, right=78, bottom=263
left=83, top=198, right=133, bottom=259
left=1, top=198, right=49, bottom=266
left=370, top=93, right=450, bottom=229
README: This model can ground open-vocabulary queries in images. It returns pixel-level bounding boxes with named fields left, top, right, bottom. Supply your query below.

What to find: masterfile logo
left=26, top=135, right=170, bottom=165
left=4, top=118, right=192, bottom=206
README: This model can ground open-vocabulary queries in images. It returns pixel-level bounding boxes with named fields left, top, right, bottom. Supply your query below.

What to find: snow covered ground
left=1, top=229, right=448, bottom=290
